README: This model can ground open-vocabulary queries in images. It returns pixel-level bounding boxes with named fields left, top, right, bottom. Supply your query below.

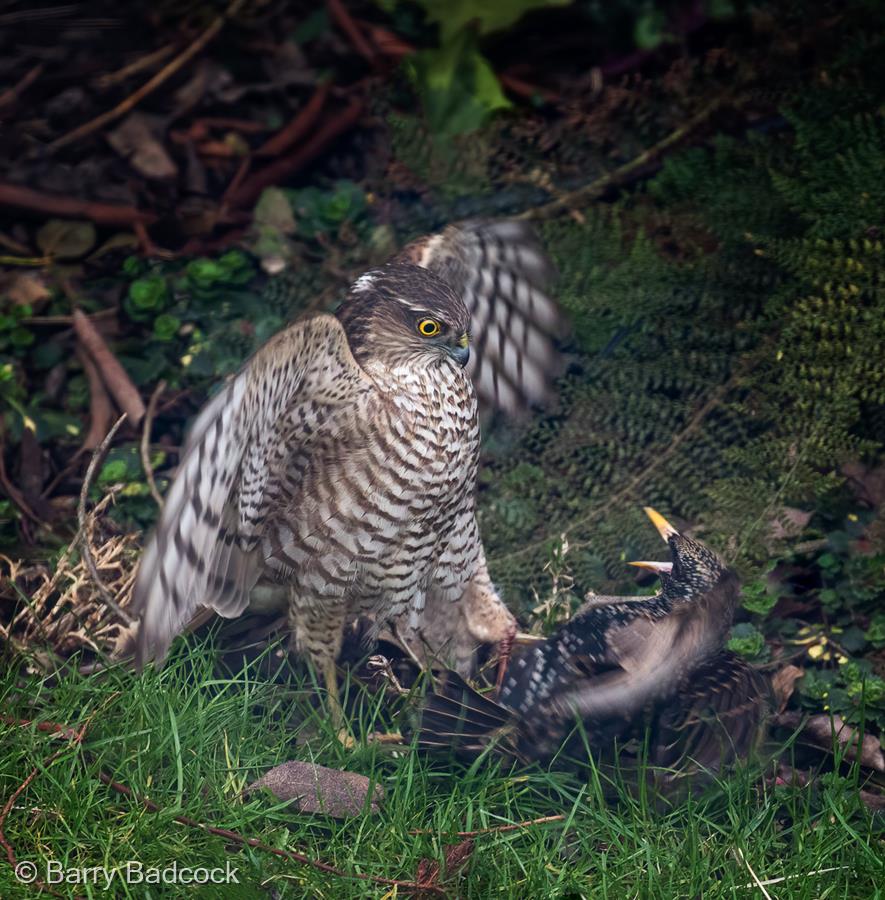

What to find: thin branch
left=228, top=100, right=364, bottom=208
left=73, top=309, right=145, bottom=425
left=48, top=0, right=248, bottom=151
left=140, top=381, right=167, bottom=507
left=93, top=45, right=176, bottom=90
left=0, top=63, right=44, bottom=111
left=516, top=98, right=724, bottom=221
left=0, top=709, right=100, bottom=900
left=98, top=773, right=444, bottom=894
left=327, top=0, right=377, bottom=65
left=0, top=182, right=156, bottom=227
left=20, top=308, right=118, bottom=327
left=255, top=81, right=330, bottom=158
left=78, top=414, right=135, bottom=627
left=491, top=362, right=745, bottom=567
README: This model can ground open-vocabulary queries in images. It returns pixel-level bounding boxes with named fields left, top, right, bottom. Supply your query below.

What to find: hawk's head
left=337, top=264, right=471, bottom=368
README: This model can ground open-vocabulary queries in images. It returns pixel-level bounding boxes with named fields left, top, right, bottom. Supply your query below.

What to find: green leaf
left=128, top=276, right=168, bottom=313
left=740, top=579, right=779, bottom=616
left=99, top=459, right=129, bottom=484
left=153, top=314, right=181, bottom=342
left=633, top=8, right=670, bottom=50
left=410, top=27, right=511, bottom=135
left=417, top=0, right=572, bottom=42
left=727, top=622, right=769, bottom=660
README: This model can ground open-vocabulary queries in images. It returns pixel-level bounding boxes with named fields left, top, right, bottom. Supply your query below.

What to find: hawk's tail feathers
left=417, top=669, right=512, bottom=754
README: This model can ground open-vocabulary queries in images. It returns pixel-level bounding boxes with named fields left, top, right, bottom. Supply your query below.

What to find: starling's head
left=630, top=507, right=731, bottom=601
left=337, top=264, right=471, bottom=368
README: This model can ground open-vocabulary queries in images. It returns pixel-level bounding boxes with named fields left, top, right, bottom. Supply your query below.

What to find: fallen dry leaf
left=842, top=461, right=885, bottom=509
left=3, top=271, right=51, bottom=308
left=245, top=760, right=383, bottom=817
left=107, top=113, right=177, bottom=181
left=768, top=506, right=813, bottom=541
left=414, top=839, right=474, bottom=893
left=771, top=665, right=804, bottom=713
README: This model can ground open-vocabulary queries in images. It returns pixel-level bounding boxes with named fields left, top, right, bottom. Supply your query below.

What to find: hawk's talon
left=494, top=624, right=517, bottom=696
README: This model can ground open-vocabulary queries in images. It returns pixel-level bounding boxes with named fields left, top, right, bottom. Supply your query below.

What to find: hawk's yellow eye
left=417, top=318, right=441, bottom=337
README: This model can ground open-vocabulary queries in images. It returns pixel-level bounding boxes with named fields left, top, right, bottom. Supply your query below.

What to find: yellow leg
left=320, top=655, right=356, bottom=749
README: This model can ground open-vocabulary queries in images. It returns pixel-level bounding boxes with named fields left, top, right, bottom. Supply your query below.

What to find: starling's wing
left=399, top=220, right=564, bottom=412
left=652, top=651, right=770, bottom=777
left=417, top=669, right=513, bottom=756
left=548, top=613, right=693, bottom=723
left=132, top=314, right=371, bottom=668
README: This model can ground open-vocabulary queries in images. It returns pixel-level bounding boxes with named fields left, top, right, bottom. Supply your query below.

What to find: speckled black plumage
left=418, top=514, right=770, bottom=778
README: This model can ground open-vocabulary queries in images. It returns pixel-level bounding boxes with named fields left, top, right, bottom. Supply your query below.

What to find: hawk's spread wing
left=132, top=314, right=371, bottom=668
left=400, top=220, right=564, bottom=413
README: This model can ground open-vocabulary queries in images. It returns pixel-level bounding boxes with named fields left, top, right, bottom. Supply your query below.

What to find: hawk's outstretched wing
left=400, top=220, right=564, bottom=413
left=132, top=314, right=370, bottom=668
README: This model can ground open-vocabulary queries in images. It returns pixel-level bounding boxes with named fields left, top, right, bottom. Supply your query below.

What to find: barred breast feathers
left=132, top=314, right=371, bottom=668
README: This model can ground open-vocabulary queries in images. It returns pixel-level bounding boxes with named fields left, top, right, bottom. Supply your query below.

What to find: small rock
left=245, top=760, right=383, bottom=818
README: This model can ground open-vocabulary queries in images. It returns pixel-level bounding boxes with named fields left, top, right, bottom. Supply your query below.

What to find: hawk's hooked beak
left=628, top=560, right=674, bottom=574
left=449, top=332, right=470, bottom=366
left=643, top=506, right=679, bottom=541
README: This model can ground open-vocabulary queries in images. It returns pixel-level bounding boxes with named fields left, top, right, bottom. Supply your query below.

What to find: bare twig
left=78, top=414, right=135, bottom=627
left=73, top=309, right=145, bottom=425
left=20, top=308, right=118, bottom=327
left=141, top=381, right=167, bottom=507
left=0, top=182, right=156, bottom=226
left=0, top=63, right=45, bottom=111
left=0, top=708, right=101, bottom=900
left=98, top=773, right=444, bottom=894
left=48, top=0, right=248, bottom=151
left=516, top=98, right=724, bottom=221
left=255, top=81, right=330, bottom=157
left=327, top=0, right=377, bottom=65
left=492, top=358, right=747, bottom=567
left=93, top=45, right=176, bottom=89
left=76, top=345, right=115, bottom=451
left=409, top=814, right=565, bottom=837
left=229, top=100, right=364, bottom=208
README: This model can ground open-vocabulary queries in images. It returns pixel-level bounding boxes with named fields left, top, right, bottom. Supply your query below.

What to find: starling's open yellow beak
left=458, top=332, right=469, bottom=349
left=643, top=506, right=678, bottom=541
left=628, top=560, right=674, bottom=574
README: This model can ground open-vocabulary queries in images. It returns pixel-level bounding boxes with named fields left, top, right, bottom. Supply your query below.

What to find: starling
left=418, top=508, right=770, bottom=780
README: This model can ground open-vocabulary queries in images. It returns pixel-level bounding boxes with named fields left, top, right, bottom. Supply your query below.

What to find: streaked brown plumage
left=418, top=509, right=770, bottom=782
left=132, top=220, right=563, bottom=724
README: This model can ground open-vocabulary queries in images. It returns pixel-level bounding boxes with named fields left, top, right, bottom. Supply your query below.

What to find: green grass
left=1, top=638, right=882, bottom=899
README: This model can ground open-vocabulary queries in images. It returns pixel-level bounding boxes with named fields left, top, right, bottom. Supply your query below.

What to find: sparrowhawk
left=132, top=219, right=563, bottom=726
